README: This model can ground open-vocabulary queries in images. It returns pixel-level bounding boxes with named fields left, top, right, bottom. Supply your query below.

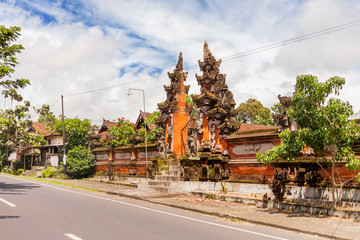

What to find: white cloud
left=1, top=0, right=359, bottom=124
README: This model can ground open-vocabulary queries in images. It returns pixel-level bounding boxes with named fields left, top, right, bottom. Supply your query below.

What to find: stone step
left=148, top=180, right=172, bottom=187
left=155, top=175, right=179, bottom=182
left=148, top=186, right=182, bottom=194
left=161, top=170, right=179, bottom=176
left=169, top=165, right=181, bottom=172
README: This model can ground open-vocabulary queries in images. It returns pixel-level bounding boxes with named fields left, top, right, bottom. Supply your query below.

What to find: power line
left=63, top=19, right=360, bottom=98
left=30, top=97, right=62, bottom=120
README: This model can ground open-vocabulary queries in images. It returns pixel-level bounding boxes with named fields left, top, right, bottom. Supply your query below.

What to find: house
left=27, top=122, right=63, bottom=167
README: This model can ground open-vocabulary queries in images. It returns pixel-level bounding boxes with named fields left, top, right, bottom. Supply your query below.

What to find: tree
left=66, top=145, right=96, bottom=178
left=0, top=25, right=33, bottom=167
left=138, top=111, right=162, bottom=143
left=257, top=74, right=360, bottom=206
left=54, top=117, right=91, bottom=151
left=37, top=104, right=57, bottom=128
left=106, top=117, right=135, bottom=148
left=236, top=98, right=274, bottom=126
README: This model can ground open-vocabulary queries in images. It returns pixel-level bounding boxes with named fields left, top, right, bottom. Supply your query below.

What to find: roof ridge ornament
left=203, top=41, right=212, bottom=59
left=176, top=52, right=183, bottom=71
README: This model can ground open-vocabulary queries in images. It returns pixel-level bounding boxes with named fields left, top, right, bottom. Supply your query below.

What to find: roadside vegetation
left=257, top=75, right=360, bottom=206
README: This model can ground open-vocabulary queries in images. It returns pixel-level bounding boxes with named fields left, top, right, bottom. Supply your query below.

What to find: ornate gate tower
left=157, top=52, right=190, bottom=162
left=182, top=41, right=240, bottom=180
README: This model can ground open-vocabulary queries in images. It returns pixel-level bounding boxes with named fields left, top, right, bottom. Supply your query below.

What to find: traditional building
left=156, top=52, right=191, bottom=160
left=93, top=42, right=359, bottom=185
left=25, top=122, right=62, bottom=167
left=93, top=113, right=158, bottom=176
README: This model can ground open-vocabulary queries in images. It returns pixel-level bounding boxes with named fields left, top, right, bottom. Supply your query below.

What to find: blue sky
left=1, top=0, right=360, bottom=123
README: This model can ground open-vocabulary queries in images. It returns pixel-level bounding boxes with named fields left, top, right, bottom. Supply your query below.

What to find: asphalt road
left=0, top=175, right=325, bottom=240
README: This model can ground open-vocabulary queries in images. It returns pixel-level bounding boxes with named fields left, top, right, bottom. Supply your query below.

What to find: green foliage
left=257, top=74, right=360, bottom=205
left=54, top=117, right=91, bottom=151
left=288, top=75, right=360, bottom=162
left=236, top=98, right=274, bottom=126
left=139, top=110, right=162, bottom=143
left=138, top=125, right=161, bottom=143
left=107, top=117, right=135, bottom=148
left=37, top=104, right=57, bottom=128
left=13, top=168, right=23, bottom=175
left=258, top=75, right=360, bottom=166
left=2, top=168, right=23, bottom=175
left=145, top=110, right=160, bottom=125
left=257, top=130, right=305, bottom=163
left=186, top=95, right=197, bottom=117
left=271, top=102, right=285, bottom=116
left=42, top=167, right=58, bottom=178
left=66, top=145, right=96, bottom=179
left=0, top=25, right=36, bottom=165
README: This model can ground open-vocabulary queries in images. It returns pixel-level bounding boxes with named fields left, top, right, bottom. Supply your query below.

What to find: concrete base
left=191, top=191, right=360, bottom=221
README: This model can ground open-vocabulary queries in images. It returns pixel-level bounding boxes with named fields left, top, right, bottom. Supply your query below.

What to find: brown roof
left=140, top=110, right=151, bottom=119
left=227, top=124, right=279, bottom=140
left=27, top=122, right=55, bottom=136
left=237, top=124, right=278, bottom=133
left=135, top=110, right=156, bottom=131
left=99, top=119, right=118, bottom=133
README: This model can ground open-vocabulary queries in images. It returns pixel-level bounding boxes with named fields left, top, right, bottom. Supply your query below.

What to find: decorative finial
left=176, top=52, right=183, bottom=70
left=203, top=41, right=212, bottom=59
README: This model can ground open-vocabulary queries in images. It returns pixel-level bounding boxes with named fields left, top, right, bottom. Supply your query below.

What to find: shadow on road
left=0, top=216, right=20, bottom=220
left=0, top=182, right=41, bottom=195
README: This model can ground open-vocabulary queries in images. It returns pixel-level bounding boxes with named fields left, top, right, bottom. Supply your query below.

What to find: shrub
left=42, top=167, right=58, bottom=178
left=12, top=169, right=23, bottom=175
left=66, top=145, right=96, bottom=179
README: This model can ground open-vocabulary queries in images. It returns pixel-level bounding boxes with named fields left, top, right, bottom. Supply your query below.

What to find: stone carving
left=232, top=143, right=275, bottom=155
left=96, top=154, right=109, bottom=161
left=158, top=134, right=167, bottom=157
left=186, top=128, right=198, bottom=157
left=190, top=41, right=240, bottom=155
left=115, top=152, right=131, bottom=160
left=167, top=123, right=173, bottom=137
left=273, top=94, right=292, bottom=127
left=138, top=151, right=159, bottom=159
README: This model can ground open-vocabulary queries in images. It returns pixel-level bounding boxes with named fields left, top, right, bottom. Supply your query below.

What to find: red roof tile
left=237, top=124, right=278, bottom=133
left=99, top=119, right=118, bottom=133
left=28, top=122, right=56, bottom=136
left=135, top=110, right=155, bottom=131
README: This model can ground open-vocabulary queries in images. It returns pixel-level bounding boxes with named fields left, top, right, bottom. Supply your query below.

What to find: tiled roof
left=135, top=110, right=156, bottom=131
left=140, top=110, right=151, bottom=119
left=99, top=119, right=118, bottom=133
left=227, top=124, right=279, bottom=140
left=28, top=122, right=57, bottom=136
left=104, top=120, right=118, bottom=128
left=237, top=124, right=278, bottom=133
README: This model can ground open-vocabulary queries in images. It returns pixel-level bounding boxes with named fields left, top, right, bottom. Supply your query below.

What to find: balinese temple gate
left=94, top=41, right=359, bottom=184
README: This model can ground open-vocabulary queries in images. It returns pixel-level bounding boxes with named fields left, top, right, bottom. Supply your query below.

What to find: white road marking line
left=0, top=197, right=16, bottom=207
left=65, top=233, right=83, bottom=240
left=3, top=175, right=287, bottom=240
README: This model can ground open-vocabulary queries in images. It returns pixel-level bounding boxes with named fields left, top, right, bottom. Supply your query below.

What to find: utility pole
left=61, top=95, right=67, bottom=177
left=127, top=88, right=148, bottom=179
